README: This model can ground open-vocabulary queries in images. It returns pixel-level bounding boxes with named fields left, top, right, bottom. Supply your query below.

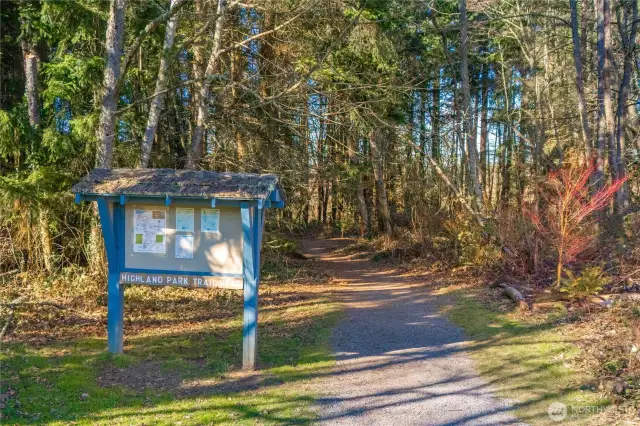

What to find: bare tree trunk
left=599, top=0, right=619, bottom=208
left=20, top=39, right=39, bottom=127
left=369, top=130, right=392, bottom=237
left=87, top=212, right=105, bottom=272
left=259, top=11, right=277, bottom=159
left=418, top=91, right=427, bottom=176
left=140, top=0, right=180, bottom=168
left=322, top=183, right=328, bottom=224
left=570, top=0, right=592, bottom=162
left=431, top=73, right=440, bottom=161
left=614, top=0, right=637, bottom=209
left=595, top=0, right=607, bottom=189
left=580, top=0, right=589, bottom=63
left=459, top=0, right=484, bottom=212
left=349, top=135, right=369, bottom=237
left=231, top=11, right=245, bottom=161
left=186, top=0, right=227, bottom=169
left=96, top=0, right=126, bottom=169
left=418, top=142, right=485, bottom=228
left=190, top=0, right=206, bottom=145
left=629, top=103, right=640, bottom=154
left=479, top=65, right=489, bottom=190
left=501, top=125, right=512, bottom=207
left=38, top=208, right=53, bottom=272
left=19, top=16, right=55, bottom=271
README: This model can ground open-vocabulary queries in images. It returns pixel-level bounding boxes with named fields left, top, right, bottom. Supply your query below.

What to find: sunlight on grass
left=1, top=286, right=341, bottom=425
left=447, top=291, right=609, bottom=425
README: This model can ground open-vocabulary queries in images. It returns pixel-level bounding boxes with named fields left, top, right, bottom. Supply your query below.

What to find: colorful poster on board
left=201, top=209, right=220, bottom=233
left=175, top=234, right=194, bottom=259
left=133, top=209, right=166, bottom=253
left=175, top=207, right=194, bottom=232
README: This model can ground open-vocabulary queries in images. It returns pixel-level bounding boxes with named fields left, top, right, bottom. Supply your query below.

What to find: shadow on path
left=303, top=238, right=527, bottom=426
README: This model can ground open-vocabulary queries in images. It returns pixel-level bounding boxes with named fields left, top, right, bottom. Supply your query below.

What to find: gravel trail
left=303, top=238, right=524, bottom=426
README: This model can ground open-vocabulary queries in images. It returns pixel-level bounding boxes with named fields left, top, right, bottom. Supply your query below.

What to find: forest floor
left=0, top=246, right=341, bottom=425
left=0, top=237, right=629, bottom=425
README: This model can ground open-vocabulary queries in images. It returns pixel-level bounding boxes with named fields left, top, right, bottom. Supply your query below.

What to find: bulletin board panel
left=124, top=204, right=243, bottom=275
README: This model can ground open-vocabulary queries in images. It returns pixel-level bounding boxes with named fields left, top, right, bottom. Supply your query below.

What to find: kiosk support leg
left=243, top=278, right=258, bottom=369
left=97, top=199, right=124, bottom=354
left=107, top=272, right=124, bottom=353
left=241, top=204, right=257, bottom=369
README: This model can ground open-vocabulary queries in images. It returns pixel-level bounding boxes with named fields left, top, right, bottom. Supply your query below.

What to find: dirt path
left=303, top=238, right=524, bottom=426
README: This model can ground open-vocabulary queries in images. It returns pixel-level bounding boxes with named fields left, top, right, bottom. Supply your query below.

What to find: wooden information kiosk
left=72, top=168, right=285, bottom=369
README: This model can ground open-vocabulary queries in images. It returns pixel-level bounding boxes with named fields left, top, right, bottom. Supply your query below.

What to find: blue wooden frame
left=80, top=188, right=283, bottom=370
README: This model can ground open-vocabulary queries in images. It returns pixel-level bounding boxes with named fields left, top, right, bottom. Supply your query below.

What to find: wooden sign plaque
left=119, top=272, right=243, bottom=289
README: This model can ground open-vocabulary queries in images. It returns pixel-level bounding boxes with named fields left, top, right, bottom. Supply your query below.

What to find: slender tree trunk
left=231, top=12, right=246, bottom=161
left=190, top=0, right=206, bottom=146
left=38, top=208, right=53, bottom=272
left=369, top=130, right=392, bottom=237
left=420, top=144, right=485, bottom=228
left=140, top=0, right=180, bottom=168
left=501, top=125, right=512, bottom=207
left=580, top=0, right=589, bottom=63
left=431, top=73, right=440, bottom=161
left=316, top=180, right=323, bottom=223
left=599, top=0, right=620, bottom=213
left=629, top=103, right=640, bottom=155
left=322, top=183, right=328, bottom=224
left=489, top=123, right=501, bottom=207
left=595, top=0, right=607, bottom=189
left=614, top=0, right=637, bottom=209
left=570, top=0, right=592, bottom=162
left=92, top=0, right=126, bottom=272
left=186, top=0, right=227, bottom=169
left=418, top=91, right=427, bottom=176
left=259, top=11, right=277, bottom=159
left=348, top=135, right=369, bottom=236
left=96, top=0, right=126, bottom=169
left=19, top=15, right=56, bottom=270
left=459, top=0, right=483, bottom=212
left=20, top=39, right=39, bottom=127
left=479, top=65, right=489, bottom=190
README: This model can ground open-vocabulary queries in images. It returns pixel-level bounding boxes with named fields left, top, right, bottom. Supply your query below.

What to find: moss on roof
left=72, top=168, right=284, bottom=201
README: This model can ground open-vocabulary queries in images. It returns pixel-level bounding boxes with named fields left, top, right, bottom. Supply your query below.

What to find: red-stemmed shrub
left=526, top=160, right=627, bottom=287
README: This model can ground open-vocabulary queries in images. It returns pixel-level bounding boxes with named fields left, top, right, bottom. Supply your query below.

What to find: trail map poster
left=133, top=209, right=166, bottom=253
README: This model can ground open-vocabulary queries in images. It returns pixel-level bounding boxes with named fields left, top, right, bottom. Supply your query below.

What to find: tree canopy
left=1, top=0, right=638, bottom=273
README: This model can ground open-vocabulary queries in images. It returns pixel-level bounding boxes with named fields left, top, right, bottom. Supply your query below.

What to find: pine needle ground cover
left=0, top=254, right=340, bottom=425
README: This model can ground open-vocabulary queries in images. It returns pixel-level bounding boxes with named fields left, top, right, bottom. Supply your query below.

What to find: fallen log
left=0, top=295, right=25, bottom=339
left=0, top=300, right=67, bottom=309
left=493, top=282, right=529, bottom=310
left=590, top=293, right=640, bottom=308
left=0, top=269, right=19, bottom=279
left=1, top=297, right=74, bottom=339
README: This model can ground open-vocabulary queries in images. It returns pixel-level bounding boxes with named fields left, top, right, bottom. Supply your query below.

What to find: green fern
left=560, top=267, right=610, bottom=300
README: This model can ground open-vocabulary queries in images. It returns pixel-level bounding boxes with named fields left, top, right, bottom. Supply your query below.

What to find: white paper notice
left=175, top=208, right=194, bottom=232
left=175, top=234, right=194, bottom=259
left=133, top=209, right=166, bottom=253
left=201, top=209, right=220, bottom=233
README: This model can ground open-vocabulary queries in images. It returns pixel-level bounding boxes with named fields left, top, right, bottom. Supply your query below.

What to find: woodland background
left=1, top=0, right=640, bottom=420
left=0, top=0, right=639, bottom=299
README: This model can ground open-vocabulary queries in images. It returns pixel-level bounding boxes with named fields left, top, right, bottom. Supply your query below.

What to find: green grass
left=0, top=286, right=340, bottom=425
left=446, top=290, right=610, bottom=425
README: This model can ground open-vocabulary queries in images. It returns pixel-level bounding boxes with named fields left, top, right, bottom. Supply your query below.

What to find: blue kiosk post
left=72, top=169, right=285, bottom=370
